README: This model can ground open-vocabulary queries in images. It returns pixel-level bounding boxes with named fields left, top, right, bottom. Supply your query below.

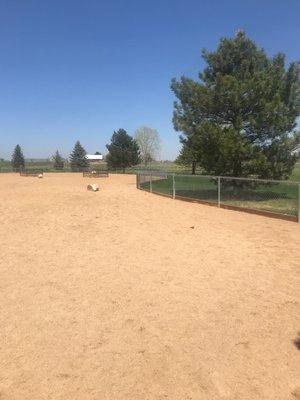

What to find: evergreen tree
left=52, top=150, right=64, bottom=170
left=11, top=144, right=25, bottom=171
left=106, top=129, right=141, bottom=172
left=175, top=137, right=200, bottom=174
left=171, top=31, right=300, bottom=179
left=69, top=141, right=89, bottom=171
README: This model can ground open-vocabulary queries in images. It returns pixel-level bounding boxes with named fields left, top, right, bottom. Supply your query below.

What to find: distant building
left=86, top=154, right=104, bottom=163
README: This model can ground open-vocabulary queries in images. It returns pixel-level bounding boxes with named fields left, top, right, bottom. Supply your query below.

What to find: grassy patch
left=290, top=162, right=300, bottom=181
left=141, top=174, right=298, bottom=216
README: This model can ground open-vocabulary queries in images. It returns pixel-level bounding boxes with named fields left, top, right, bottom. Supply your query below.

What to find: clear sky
left=0, top=0, right=299, bottom=160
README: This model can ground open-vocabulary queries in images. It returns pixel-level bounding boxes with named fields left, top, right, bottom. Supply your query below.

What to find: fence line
left=137, top=172, right=300, bottom=223
left=20, top=169, right=44, bottom=177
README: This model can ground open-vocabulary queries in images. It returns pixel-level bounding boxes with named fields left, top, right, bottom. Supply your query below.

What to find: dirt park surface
left=0, top=173, right=299, bottom=400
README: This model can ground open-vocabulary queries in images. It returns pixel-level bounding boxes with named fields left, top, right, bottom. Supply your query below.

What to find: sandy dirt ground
left=0, top=173, right=299, bottom=400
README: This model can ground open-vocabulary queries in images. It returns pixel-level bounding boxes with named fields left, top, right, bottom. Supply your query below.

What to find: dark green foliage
left=106, top=129, right=141, bottom=172
left=11, top=144, right=25, bottom=171
left=69, top=141, right=89, bottom=171
left=171, top=31, right=300, bottom=179
left=175, top=138, right=199, bottom=174
left=52, top=150, right=64, bottom=170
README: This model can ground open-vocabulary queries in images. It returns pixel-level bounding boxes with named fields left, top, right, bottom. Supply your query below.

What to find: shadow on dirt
left=293, top=332, right=300, bottom=350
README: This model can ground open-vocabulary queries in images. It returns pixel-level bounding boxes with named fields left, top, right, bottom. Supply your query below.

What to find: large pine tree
left=11, top=144, right=25, bottom=171
left=106, top=129, right=141, bottom=172
left=69, top=141, right=89, bottom=171
left=171, top=31, right=300, bottom=179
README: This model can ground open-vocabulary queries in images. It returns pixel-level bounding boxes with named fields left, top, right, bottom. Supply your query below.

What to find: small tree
left=52, top=150, right=64, bottom=170
left=11, top=144, right=25, bottom=171
left=69, top=141, right=89, bottom=171
left=135, top=126, right=161, bottom=166
left=106, top=129, right=141, bottom=172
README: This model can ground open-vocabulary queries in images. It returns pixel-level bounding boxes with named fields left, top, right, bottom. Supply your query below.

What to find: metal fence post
left=218, top=177, right=221, bottom=207
left=150, top=174, right=152, bottom=193
left=172, top=173, right=176, bottom=199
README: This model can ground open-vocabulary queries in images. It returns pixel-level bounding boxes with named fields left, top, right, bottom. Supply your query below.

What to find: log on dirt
left=87, top=184, right=99, bottom=192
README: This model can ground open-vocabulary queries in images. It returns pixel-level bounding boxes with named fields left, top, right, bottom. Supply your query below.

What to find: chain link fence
left=137, top=172, right=300, bottom=222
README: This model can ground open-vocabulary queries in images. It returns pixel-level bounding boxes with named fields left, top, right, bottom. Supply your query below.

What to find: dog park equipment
left=20, top=169, right=44, bottom=177
left=87, top=184, right=99, bottom=192
left=137, top=171, right=300, bottom=223
left=83, top=168, right=109, bottom=178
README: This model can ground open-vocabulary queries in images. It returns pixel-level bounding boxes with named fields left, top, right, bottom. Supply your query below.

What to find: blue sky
left=0, top=0, right=299, bottom=160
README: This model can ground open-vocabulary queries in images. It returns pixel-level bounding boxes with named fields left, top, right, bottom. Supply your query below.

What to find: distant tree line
left=8, top=125, right=161, bottom=172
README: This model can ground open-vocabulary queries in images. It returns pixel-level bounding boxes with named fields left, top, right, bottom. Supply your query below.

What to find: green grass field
left=141, top=173, right=299, bottom=217
left=0, top=160, right=59, bottom=172
left=290, top=162, right=300, bottom=181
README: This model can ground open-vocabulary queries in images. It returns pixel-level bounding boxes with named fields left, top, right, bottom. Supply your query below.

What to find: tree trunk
left=192, top=162, right=196, bottom=175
